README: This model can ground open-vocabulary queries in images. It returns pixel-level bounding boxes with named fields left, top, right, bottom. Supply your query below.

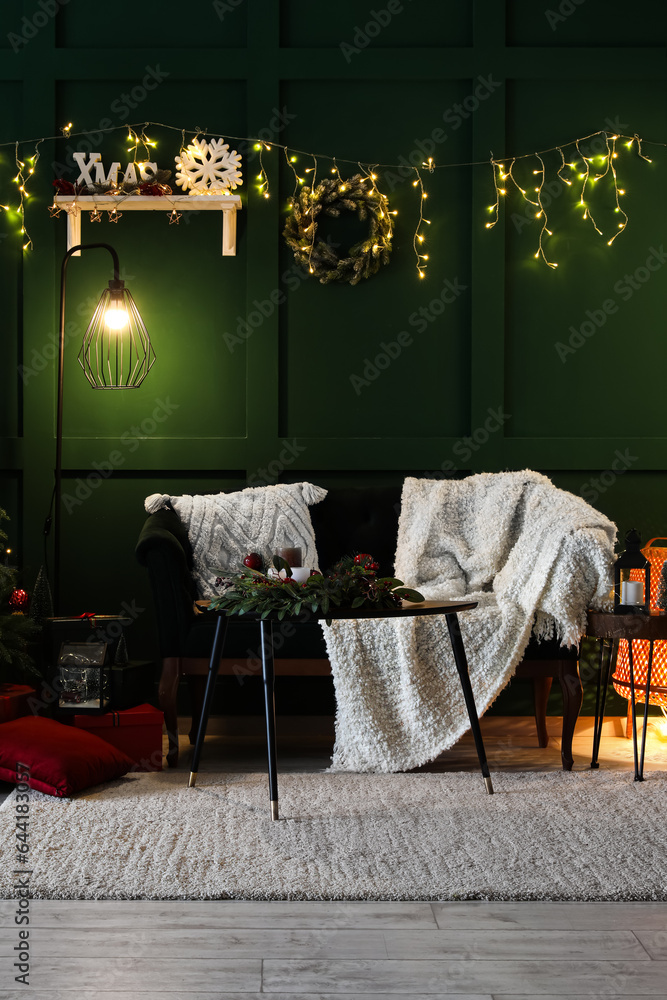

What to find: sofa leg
left=558, top=660, right=583, bottom=771
left=532, top=675, right=552, bottom=748
left=159, top=656, right=182, bottom=768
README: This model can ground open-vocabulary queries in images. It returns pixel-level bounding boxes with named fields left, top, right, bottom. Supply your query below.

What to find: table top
left=203, top=599, right=478, bottom=622
left=586, top=608, right=667, bottom=640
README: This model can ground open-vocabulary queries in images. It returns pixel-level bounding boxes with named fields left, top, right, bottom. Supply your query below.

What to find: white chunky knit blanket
left=322, top=471, right=616, bottom=773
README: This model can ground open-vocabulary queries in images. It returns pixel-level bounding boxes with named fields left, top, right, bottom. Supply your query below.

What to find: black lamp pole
left=54, top=242, right=155, bottom=613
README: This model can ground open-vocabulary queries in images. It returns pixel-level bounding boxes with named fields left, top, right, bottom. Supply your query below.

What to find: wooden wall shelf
left=54, top=194, right=243, bottom=257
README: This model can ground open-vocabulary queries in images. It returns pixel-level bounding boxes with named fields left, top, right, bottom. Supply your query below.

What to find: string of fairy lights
left=485, top=131, right=652, bottom=269
left=0, top=121, right=661, bottom=275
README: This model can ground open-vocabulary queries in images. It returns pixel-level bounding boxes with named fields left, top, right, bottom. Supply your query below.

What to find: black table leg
left=445, top=613, right=493, bottom=795
left=591, top=637, right=614, bottom=769
left=188, top=615, right=228, bottom=788
left=627, top=639, right=642, bottom=782
left=260, top=619, right=279, bottom=820
left=638, top=640, right=654, bottom=780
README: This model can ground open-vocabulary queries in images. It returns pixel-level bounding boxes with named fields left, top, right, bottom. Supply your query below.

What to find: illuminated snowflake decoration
left=174, top=137, right=242, bottom=195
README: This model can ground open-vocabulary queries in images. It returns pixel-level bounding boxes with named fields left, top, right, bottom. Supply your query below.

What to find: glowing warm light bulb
left=105, top=306, right=129, bottom=330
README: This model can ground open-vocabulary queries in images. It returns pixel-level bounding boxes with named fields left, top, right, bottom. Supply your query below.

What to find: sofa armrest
left=135, top=510, right=197, bottom=657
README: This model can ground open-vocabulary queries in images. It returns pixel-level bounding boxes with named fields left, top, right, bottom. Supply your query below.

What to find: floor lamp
left=53, top=242, right=156, bottom=612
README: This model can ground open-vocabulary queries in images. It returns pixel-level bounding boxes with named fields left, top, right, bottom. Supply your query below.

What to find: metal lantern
left=613, top=528, right=650, bottom=615
left=57, top=641, right=110, bottom=713
left=613, top=537, right=667, bottom=712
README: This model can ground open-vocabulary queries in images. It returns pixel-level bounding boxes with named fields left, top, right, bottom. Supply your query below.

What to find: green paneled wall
left=1, top=0, right=666, bottom=716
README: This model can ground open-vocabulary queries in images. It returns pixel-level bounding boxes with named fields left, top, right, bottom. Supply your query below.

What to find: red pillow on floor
left=0, top=716, right=134, bottom=797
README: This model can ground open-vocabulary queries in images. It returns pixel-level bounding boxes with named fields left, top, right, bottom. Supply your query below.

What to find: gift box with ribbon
left=70, top=703, right=163, bottom=771
left=0, top=684, right=36, bottom=723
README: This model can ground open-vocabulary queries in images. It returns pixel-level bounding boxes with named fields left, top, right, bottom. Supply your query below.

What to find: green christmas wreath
left=283, top=173, right=393, bottom=285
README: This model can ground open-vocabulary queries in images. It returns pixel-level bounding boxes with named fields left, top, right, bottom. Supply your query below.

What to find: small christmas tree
left=29, top=564, right=54, bottom=625
left=0, top=508, right=40, bottom=685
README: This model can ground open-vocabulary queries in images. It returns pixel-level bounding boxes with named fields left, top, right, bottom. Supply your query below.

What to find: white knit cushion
left=144, top=483, right=327, bottom=598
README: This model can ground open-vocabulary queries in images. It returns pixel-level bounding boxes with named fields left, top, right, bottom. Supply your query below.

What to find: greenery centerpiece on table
left=210, top=553, right=424, bottom=625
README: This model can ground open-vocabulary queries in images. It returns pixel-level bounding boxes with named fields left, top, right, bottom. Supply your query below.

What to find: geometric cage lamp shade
left=613, top=538, right=667, bottom=711
left=78, top=279, right=156, bottom=388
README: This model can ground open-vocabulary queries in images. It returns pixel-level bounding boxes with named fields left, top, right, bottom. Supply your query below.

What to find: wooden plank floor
left=0, top=715, right=665, bottom=997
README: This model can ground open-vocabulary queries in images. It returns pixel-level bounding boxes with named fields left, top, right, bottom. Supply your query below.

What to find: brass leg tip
left=270, top=800, right=279, bottom=821
left=484, top=776, right=494, bottom=795
left=188, top=772, right=197, bottom=788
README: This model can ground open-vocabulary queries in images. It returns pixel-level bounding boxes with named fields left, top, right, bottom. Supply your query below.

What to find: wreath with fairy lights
left=283, top=173, right=393, bottom=285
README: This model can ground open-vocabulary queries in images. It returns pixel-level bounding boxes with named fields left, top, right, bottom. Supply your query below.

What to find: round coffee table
left=187, top=600, right=493, bottom=818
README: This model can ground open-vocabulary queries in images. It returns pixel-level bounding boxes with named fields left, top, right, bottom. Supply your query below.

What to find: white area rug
left=1, top=770, right=665, bottom=901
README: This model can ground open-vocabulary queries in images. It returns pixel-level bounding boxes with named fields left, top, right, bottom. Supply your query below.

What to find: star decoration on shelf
left=107, top=210, right=122, bottom=223
left=89, top=210, right=102, bottom=222
left=48, top=204, right=62, bottom=218
left=168, top=210, right=182, bottom=225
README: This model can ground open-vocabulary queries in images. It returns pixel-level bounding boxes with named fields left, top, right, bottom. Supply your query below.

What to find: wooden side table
left=187, top=600, right=493, bottom=818
left=587, top=609, right=667, bottom=781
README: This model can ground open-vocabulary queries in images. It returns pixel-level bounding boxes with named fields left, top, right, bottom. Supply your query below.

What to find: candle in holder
left=277, top=546, right=302, bottom=567
left=621, top=579, right=644, bottom=605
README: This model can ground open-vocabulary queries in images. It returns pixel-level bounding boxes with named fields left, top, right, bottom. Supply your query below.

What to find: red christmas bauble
left=8, top=588, right=29, bottom=611
left=243, top=552, right=263, bottom=571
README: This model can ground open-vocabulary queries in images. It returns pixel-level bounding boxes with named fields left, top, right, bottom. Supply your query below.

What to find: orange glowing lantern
left=613, top=537, right=667, bottom=721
